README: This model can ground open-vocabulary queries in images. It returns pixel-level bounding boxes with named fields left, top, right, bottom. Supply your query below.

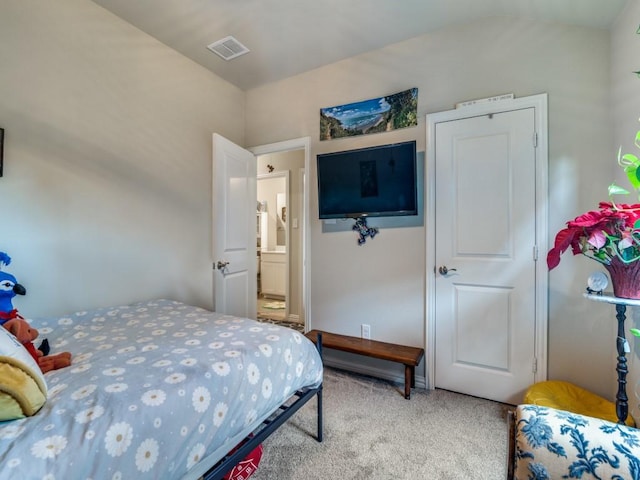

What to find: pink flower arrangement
left=547, top=202, right=640, bottom=270
left=547, top=123, right=640, bottom=272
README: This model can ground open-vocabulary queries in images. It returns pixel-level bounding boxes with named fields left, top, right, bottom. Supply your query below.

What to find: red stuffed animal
left=3, top=317, right=71, bottom=373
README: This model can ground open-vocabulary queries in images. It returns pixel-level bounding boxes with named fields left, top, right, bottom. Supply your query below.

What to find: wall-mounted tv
left=317, top=140, right=417, bottom=219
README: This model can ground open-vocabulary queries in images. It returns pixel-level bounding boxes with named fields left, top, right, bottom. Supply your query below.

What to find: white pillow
left=0, top=326, right=48, bottom=420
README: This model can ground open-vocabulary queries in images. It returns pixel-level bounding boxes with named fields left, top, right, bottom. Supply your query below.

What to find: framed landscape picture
left=320, top=87, right=417, bottom=141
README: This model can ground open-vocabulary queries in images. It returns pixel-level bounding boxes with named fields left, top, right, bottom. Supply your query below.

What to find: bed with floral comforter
left=0, top=299, right=323, bottom=479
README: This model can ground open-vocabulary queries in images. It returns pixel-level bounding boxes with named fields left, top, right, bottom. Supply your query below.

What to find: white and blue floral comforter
left=0, top=299, right=323, bottom=480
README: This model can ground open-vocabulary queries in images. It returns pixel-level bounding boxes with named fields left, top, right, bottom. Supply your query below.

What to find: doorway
left=425, top=94, right=549, bottom=404
left=251, top=138, right=310, bottom=330
left=257, top=171, right=290, bottom=322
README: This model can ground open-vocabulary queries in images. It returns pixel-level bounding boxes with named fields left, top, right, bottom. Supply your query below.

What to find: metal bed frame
left=202, top=333, right=324, bottom=480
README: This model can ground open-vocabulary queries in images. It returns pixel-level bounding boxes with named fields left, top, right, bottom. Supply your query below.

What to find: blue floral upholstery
left=511, top=404, right=640, bottom=480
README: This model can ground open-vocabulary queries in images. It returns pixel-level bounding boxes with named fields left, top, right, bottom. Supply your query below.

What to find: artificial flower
left=548, top=122, right=640, bottom=270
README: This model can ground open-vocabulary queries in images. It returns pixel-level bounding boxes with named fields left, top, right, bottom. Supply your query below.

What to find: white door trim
left=250, top=137, right=311, bottom=330
left=425, top=93, right=549, bottom=390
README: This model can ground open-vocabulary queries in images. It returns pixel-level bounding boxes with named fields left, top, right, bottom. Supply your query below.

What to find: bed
left=0, top=299, right=323, bottom=479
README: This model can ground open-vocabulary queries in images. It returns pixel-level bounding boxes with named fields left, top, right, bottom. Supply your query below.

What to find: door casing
left=250, top=137, right=311, bottom=330
left=425, top=93, right=549, bottom=391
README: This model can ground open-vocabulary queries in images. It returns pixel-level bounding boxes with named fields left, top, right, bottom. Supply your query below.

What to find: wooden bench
left=305, top=329, right=424, bottom=399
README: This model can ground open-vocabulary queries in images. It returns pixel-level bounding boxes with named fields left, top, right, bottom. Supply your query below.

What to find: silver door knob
left=438, top=265, right=457, bottom=275
left=216, top=260, right=230, bottom=271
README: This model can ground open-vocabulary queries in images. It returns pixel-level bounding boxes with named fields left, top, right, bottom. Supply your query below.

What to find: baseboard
left=322, top=355, right=427, bottom=390
left=287, top=314, right=300, bottom=323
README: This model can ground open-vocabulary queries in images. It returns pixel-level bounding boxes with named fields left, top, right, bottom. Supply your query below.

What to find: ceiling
left=91, top=0, right=629, bottom=91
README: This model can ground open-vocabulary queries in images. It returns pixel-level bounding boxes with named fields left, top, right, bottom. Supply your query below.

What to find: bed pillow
left=0, top=326, right=47, bottom=421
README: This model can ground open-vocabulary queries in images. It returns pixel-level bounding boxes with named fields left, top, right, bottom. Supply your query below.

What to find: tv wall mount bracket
left=352, top=216, right=378, bottom=245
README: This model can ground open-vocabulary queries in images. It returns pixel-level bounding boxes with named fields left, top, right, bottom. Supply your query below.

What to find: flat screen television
left=317, top=140, right=417, bottom=219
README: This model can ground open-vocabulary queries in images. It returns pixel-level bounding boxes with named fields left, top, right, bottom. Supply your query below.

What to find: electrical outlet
left=361, top=324, right=371, bottom=340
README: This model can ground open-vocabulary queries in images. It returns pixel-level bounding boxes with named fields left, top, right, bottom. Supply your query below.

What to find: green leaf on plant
left=623, top=153, right=640, bottom=164
left=620, top=154, right=640, bottom=190
left=623, top=156, right=640, bottom=170
left=620, top=145, right=636, bottom=162
left=609, top=183, right=630, bottom=196
left=630, top=328, right=640, bottom=337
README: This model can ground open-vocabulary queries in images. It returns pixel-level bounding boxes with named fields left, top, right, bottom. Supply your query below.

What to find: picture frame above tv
left=316, top=140, right=417, bottom=219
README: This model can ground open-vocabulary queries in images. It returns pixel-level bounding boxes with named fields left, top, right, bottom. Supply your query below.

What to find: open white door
left=212, top=133, right=257, bottom=318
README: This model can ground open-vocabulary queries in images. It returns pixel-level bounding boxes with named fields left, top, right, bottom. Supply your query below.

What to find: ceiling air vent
left=207, top=36, right=250, bottom=61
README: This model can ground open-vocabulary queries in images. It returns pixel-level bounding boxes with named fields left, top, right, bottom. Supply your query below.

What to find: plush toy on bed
left=0, top=252, right=27, bottom=326
left=0, top=251, right=71, bottom=373
left=0, top=251, right=48, bottom=354
left=3, top=317, right=71, bottom=373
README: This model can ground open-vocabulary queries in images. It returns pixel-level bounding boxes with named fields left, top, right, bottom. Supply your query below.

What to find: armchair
left=507, top=404, right=640, bottom=479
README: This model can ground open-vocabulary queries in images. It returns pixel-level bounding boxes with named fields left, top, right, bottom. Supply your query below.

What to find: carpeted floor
left=252, top=368, right=509, bottom=480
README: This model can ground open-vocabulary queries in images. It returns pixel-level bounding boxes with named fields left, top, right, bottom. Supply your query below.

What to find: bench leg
left=404, top=365, right=412, bottom=399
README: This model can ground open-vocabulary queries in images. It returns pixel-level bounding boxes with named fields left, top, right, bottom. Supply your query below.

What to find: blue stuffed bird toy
left=0, top=252, right=27, bottom=326
left=0, top=251, right=49, bottom=355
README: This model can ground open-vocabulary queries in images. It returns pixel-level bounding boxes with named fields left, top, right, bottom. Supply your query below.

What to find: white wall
left=0, top=0, right=245, bottom=317
left=611, top=0, right=640, bottom=421
left=246, top=16, right=616, bottom=396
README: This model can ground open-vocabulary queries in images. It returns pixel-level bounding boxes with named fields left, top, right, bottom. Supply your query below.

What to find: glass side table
left=584, top=292, right=640, bottom=424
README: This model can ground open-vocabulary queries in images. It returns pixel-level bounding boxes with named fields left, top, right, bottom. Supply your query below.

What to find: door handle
left=216, top=260, right=230, bottom=272
left=438, top=265, right=457, bottom=275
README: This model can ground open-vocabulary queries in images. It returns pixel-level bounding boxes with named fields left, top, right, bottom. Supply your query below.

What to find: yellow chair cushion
left=0, top=327, right=47, bottom=421
left=524, top=380, right=635, bottom=427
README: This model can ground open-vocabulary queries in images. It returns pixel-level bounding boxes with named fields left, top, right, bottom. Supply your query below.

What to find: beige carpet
left=252, top=368, right=509, bottom=480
